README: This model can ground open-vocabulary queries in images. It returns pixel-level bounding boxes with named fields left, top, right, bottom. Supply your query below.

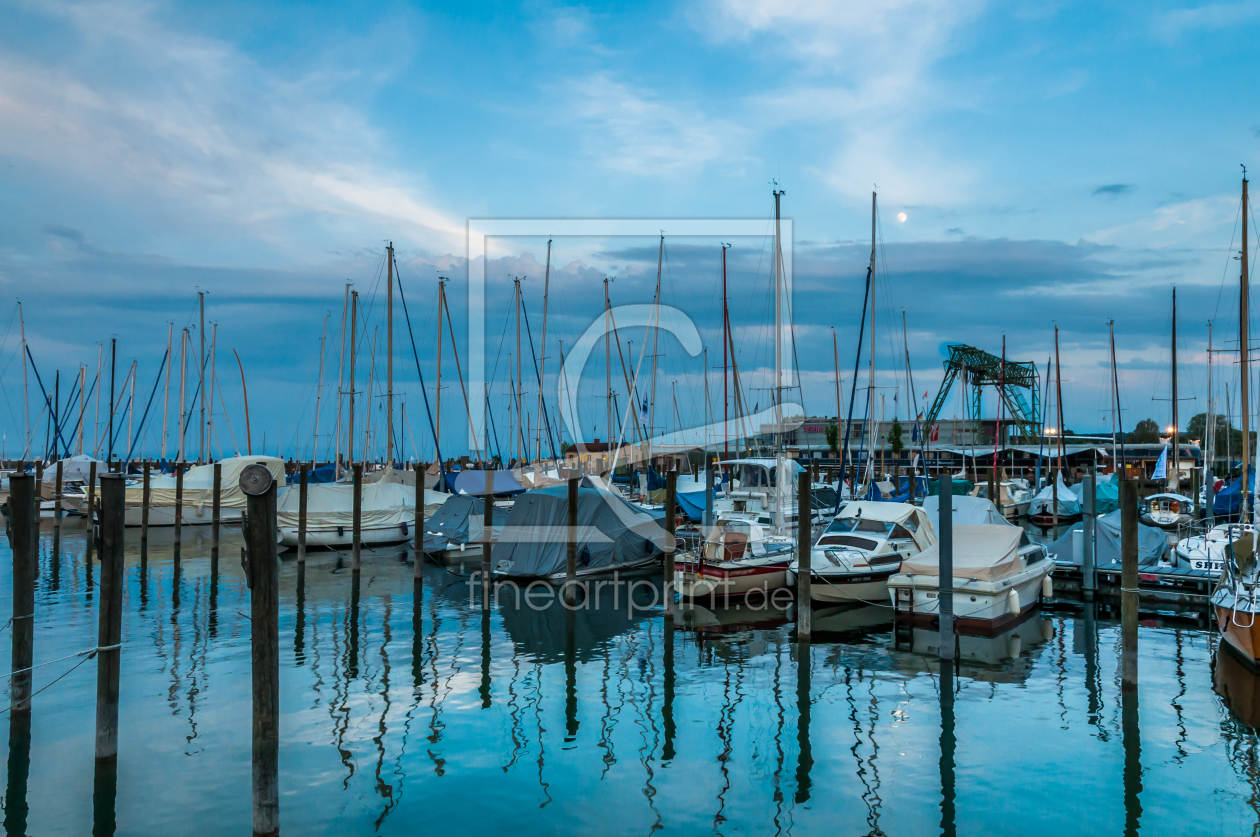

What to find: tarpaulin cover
left=125, top=456, right=286, bottom=510
left=1214, top=469, right=1255, bottom=516
left=421, top=494, right=503, bottom=551
left=495, top=485, right=670, bottom=578
left=675, top=490, right=711, bottom=520
left=453, top=469, right=526, bottom=496
left=277, top=479, right=417, bottom=531
left=286, top=464, right=336, bottom=485
left=899, top=524, right=1024, bottom=582
left=1028, top=473, right=1081, bottom=517
left=42, top=455, right=107, bottom=484
left=1094, top=472, right=1120, bottom=515
left=921, top=495, right=1013, bottom=528
left=927, top=479, right=975, bottom=496
left=1045, top=509, right=1168, bottom=568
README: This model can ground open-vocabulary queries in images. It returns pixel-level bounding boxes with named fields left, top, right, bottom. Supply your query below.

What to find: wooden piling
left=174, top=463, right=184, bottom=553
left=212, top=462, right=222, bottom=555
left=297, top=464, right=309, bottom=567
left=413, top=463, right=424, bottom=579
left=664, top=470, right=677, bottom=613
left=1052, top=466, right=1059, bottom=536
left=1082, top=470, right=1096, bottom=601
left=240, top=463, right=279, bottom=837
left=1120, top=478, right=1139, bottom=690
left=8, top=474, right=35, bottom=714
left=565, top=476, right=578, bottom=607
left=53, top=459, right=63, bottom=528
left=938, top=476, right=954, bottom=661
left=352, top=463, right=363, bottom=573
left=86, top=459, right=97, bottom=529
left=95, top=473, right=125, bottom=760
left=482, top=469, right=493, bottom=609
left=797, top=471, right=812, bottom=638
left=139, top=463, right=151, bottom=556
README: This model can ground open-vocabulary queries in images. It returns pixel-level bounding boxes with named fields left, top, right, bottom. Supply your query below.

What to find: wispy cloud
left=1155, top=1, right=1260, bottom=41
left=1085, top=195, right=1237, bottom=250
left=1094, top=184, right=1134, bottom=196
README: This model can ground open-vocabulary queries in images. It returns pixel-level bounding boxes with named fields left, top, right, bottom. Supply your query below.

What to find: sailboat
left=1213, top=169, right=1260, bottom=664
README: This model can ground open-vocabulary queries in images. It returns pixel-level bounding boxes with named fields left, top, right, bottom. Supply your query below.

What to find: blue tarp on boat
left=286, top=464, right=336, bottom=485
left=1214, top=469, right=1254, bottom=516
left=675, top=489, right=711, bottom=520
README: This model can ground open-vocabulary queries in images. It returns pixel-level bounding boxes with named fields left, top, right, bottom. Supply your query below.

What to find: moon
left=896, top=212, right=907, bottom=223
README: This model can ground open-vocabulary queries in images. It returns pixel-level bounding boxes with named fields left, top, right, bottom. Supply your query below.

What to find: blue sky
left=1, top=0, right=1258, bottom=459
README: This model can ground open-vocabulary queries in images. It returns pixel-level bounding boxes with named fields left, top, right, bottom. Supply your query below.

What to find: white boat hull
left=803, top=567, right=898, bottom=604
left=279, top=520, right=414, bottom=548
left=888, top=558, right=1053, bottom=630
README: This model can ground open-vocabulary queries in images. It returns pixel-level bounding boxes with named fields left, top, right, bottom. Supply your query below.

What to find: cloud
left=1155, top=1, right=1260, bottom=41
left=1093, top=184, right=1133, bottom=196
left=1085, top=195, right=1237, bottom=250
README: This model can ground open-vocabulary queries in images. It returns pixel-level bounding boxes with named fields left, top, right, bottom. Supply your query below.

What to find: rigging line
left=393, top=256, right=446, bottom=479
left=23, top=345, right=73, bottom=457
left=1214, top=202, right=1243, bottom=325
left=58, top=372, right=99, bottom=459
left=520, top=297, right=560, bottom=461
left=483, top=392, right=504, bottom=462
left=214, top=368, right=241, bottom=456
left=837, top=266, right=872, bottom=511
left=124, top=349, right=169, bottom=463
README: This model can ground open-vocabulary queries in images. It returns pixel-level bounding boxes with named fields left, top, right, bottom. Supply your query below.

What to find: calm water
left=2, top=519, right=1260, bottom=835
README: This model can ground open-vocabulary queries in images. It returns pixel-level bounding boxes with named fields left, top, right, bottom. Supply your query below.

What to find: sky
left=1, top=0, right=1259, bottom=460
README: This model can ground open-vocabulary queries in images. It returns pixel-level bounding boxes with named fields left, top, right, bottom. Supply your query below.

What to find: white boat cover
left=899, top=524, right=1025, bottom=582
left=1028, top=473, right=1081, bottom=517
left=421, top=494, right=503, bottom=550
left=495, top=485, right=670, bottom=577
left=42, top=455, right=107, bottom=483
left=125, top=456, right=286, bottom=509
left=1045, top=510, right=1169, bottom=567
left=921, top=495, right=1013, bottom=528
left=835, top=501, right=937, bottom=551
left=277, top=479, right=415, bottom=531
left=365, top=465, right=450, bottom=517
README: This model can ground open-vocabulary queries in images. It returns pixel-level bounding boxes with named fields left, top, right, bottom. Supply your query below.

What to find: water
left=3, top=519, right=1260, bottom=835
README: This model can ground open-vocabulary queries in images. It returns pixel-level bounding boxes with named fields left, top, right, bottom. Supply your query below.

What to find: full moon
left=897, top=212, right=907, bottom=223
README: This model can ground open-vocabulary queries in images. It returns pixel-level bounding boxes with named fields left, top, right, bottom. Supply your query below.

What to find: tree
left=1185, top=412, right=1249, bottom=458
left=825, top=422, right=839, bottom=457
left=888, top=418, right=905, bottom=456
left=1129, top=418, right=1161, bottom=444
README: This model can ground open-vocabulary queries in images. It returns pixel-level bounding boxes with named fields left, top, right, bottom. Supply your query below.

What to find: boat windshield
left=825, top=517, right=893, bottom=536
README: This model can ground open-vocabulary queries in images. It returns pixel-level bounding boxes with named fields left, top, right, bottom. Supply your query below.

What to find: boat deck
left=1052, top=558, right=1217, bottom=608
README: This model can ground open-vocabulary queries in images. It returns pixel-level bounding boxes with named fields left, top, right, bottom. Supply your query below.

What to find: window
left=819, top=535, right=879, bottom=550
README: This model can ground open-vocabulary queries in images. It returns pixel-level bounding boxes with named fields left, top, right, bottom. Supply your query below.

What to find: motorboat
left=1027, top=473, right=1081, bottom=526
left=108, top=456, right=287, bottom=527
left=1174, top=522, right=1254, bottom=576
left=887, top=523, right=1054, bottom=633
left=973, top=479, right=1034, bottom=520
left=787, top=501, right=936, bottom=605
left=421, top=493, right=501, bottom=563
left=674, top=514, right=795, bottom=601
left=1139, top=492, right=1195, bottom=529
left=1212, top=531, right=1260, bottom=666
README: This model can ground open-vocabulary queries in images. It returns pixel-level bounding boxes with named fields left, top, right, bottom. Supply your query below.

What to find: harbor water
left=3, top=520, right=1260, bottom=835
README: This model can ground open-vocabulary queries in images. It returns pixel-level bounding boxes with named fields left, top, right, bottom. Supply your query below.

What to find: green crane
left=923, top=344, right=1041, bottom=445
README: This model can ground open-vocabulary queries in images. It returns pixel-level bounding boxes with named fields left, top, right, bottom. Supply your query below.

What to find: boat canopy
left=921, top=495, right=1012, bottom=528
left=720, top=458, right=805, bottom=472
left=125, top=456, right=286, bottom=509
left=453, top=469, right=526, bottom=496
left=1046, top=510, right=1169, bottom=568
left=899, top=524, right=1026, bottom=582
left=277, top=480, right=416, bottom=531
left=836, top=501, right=936, bottom=550
left=421, top=494, right=500, bottom=551
left=42, top=454, right=107, bottom=484
left=1028, top=473, right=1081, bottom=517
left=1145, top=492, right=1193, bottom=504
left=494, top=485, right=670, bottom=578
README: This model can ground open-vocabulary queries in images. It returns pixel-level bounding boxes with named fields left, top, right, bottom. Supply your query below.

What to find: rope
left=1, top=643, right=118, bottom=680
left=0, top=652, right=96, bottom=715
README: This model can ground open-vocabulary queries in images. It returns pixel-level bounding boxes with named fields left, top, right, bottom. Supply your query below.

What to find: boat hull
left=1215, top=593, right=1260, bottom=667
left=888, top=560, right=1053, bottom=635
left=674, top=559, right=790, bottom=600
left=279, top=522, right=414, bottom=549
left=803, top=567, right=898, bottom=605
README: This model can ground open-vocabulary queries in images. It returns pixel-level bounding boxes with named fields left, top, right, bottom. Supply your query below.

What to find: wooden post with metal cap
left=352, top=463, right=363, bottom=572
left=664, top=470, right=677, bottom=615
left=1120, top=478, right=1139, bottom=690
left=53, top=459, right=63, bottom=530
left=414, top=463, right=425, bottom=579
left=797, top=470, right=812, bottom=638
left=95, top=473, right=125, bottom=761
left=8, top=474, right=36, bottom=715
left=938, top=475, right=955, bottom=661
left=240, top=462, right=279, bottom=837
left=212, top=462, right=222, bottom=556
left=482, top=468, right=494, bottom=609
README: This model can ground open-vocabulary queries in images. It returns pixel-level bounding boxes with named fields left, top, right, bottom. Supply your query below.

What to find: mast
left=1207, top=321, right=1214, bottom=475
left=1109, top=320, right=1117, bottom=467
left=348, top=290, right=358, bottom=467
left=108, top=337, right=116, bottom=462
left=93, top=343, right=102, bottom=457
left=649, top=235, right=664, bottom=466
left=1242, top=168, right=1251, bottom=523
left=208, top=324, right=218, bottom=461
left=387, top=242, right=395, bottom=468
left=18, top=302, right=27, bottom=458
left=1171, top=287, right=1179, bottom=490
left=515, top=275, right=523, bottom=465
left=436, top=280, right=445, bottom=466
left=722, top=243, right=730, bottom=462
left=77, top=365, right=85, bottom=455
left=199, top=290, right=206, bottom=462
left=833, top=328, right=842, bottom=465
left=178, top=329, right=187, bottom=462
left=868, top=191, right=877, bottom=484
left=773, top=188, right=786, bottom=533
left=313, top=311, right=328, bottom=467
left=605, top=277, right=612, bottom=465
left=335, top=284, right=348, bottom=470
left=127, top=361, right=135, bottom=463
left=534, top=240, right=552, bottom=462
left=1055, top=326, right=1065, bottom=472
left=161, top=322, right=172, bottom=461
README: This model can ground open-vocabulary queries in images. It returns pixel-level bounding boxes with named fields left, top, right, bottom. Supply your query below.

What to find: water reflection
left=4, top=712, right=30, bottom=837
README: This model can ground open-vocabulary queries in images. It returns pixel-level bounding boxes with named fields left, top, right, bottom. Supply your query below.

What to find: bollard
left=352, top=463, right=363, bottom=573
left=1082, top=470, right=1096, bottom=601
left=96, top=474, right=125, bottom=761
left=565, top=476, right=578, bottom=607
left=240, top=463, right=279, bottom=837
left=664, top=470, right=677, bottom=614
left=413, top=463, right=424, bottom=580
left=212, top=462, right=222, bottom=556
left=797, top=471, right=812, bottom=638
left=297, top=464, right=309, bottom=567
left=1120, top=479, right=1139, bottom=690
left=53, top=459, right=63, bottom=528
left=939, top=476, right=955, bottom=661
left=481, top=469, right=493, bottom=609
left=8, top=475, right=36, bottom=714
left=174, top=463, right=184, bottom=555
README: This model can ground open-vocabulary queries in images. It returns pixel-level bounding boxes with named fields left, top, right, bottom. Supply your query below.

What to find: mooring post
left=297, top=464, right=309, bottom=568
left=1120, top=478, right=1139, bottom=690
left=413, top=463, right=424, bottom=580
left=53, top=459, right=63, bottom=529
left=1051, top=466, right=1059, bottom=536
left=1082, top=470, right=1097, bottom=602
left=664, top=470, right=677, bottom=615
left=938, top=657, right=956, bottom=837
left=351, top=463, right=363, bottom=572
left=938, top=476, right=955, bottom=661
left=138, top=463, right=150, bottom=560
left=1206, top=469, right=1215, bottom=527
left=794, top=632, right=813, bottom=804
left=482, top=469, right=493, bottom=609
left=797, top=470, right=812, bottom=639
left=212, top=462, right=222, bottom=557
left=8, top=474, right=35, bottom=714
left=703, top=459, right=714, bottom=531
left=174, top=462, right=184, bottom=556
left=240, top=463, right=279, bottom=837
left=96, top=473, right=125, bottom=761
left=87, top=459, right=97, bottom=527
left=565, top=476, right=578, bottom=607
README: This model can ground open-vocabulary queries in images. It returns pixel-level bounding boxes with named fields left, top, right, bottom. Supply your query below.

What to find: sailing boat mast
left=534, top=240, right=551, bottom=462
left=867, top=191, right=877, bottom=485
left=18, top=302, right=27, bottom=458
left=348, top=290, right=358, bottom=467
left=335, top=284, right=348, bottom=470
left=435, top=280, right=446, bottom=467
left=833, top=328, right=843, bottom=466
left=178, top=329, right=187, bottom=462
left=313, top=311, right=328, bottom=467
left=161, top=322, right=172, bottom=461
left=649, top=235, right=663, bottom=466
left=773, top=188, right=786, bottom=534
left=515, top=275, right=523, bottom=466
left=387, top=242, right=395, bottom=468
left=1242, top=167, right=1251, bottom=523
left=722, top=243, right=730, bottom=462
left=1207, top=321, right=1214, bottom=475
left=1171, top=287, right=1179, bottom=489
left=605, top=277, right=612, bottom=464
left=1109, top=320, right=1117, bottom=468
left=199, top=290, right=206, bottom=462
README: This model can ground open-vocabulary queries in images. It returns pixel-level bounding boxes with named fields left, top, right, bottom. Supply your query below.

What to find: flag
left=1152, top=446, right=1168, bottom=481
left=640, top=397, right=649, bottom=425
left=930, top=424, right=940, bottom=442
